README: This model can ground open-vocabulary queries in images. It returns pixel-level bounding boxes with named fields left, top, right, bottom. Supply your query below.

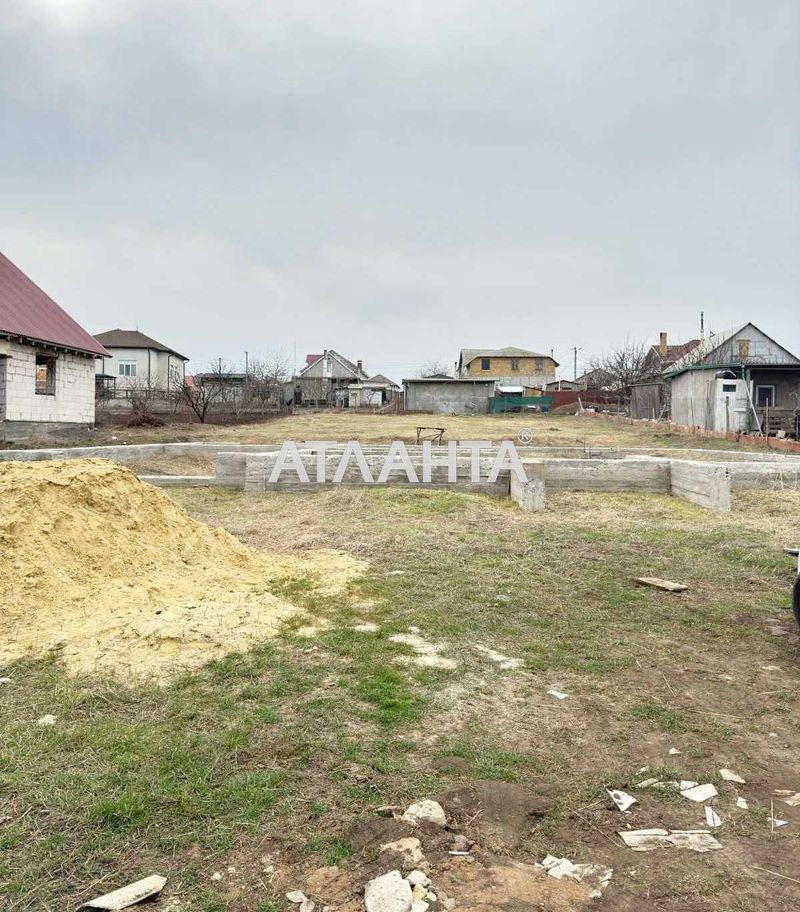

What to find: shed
left=403, top=378, right=496, bottom=415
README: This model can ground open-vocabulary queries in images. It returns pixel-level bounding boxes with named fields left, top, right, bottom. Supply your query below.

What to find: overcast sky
left=1, top=0, right=798, bottom=379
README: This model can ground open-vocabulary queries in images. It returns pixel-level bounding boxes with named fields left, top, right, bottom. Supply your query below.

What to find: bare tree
left=243, top=353, right=291, bottom=409
left=124, top=379, right=165, bottom=427
left=588, top=340, right=650, bottom=392
left=415, top=359, right=452, bottom=378
left=176, top=361, right=232, bottom=423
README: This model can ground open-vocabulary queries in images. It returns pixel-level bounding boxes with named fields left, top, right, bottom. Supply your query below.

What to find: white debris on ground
left=619, top=829, right=722, bottom=853
left=736, top=797, right=749, bottom=809
left=473, top=644, right=524, bottom=671
left=719, top=768, right=746, bottom=784
left=389, top=633, right=457, bottom=670
left=546, top=689, right=569, bottom=700
left=704, top=807, right=722, bottom=828
left=680, top=783, right=718, bottom=803
left=778, top=792, right=800, bottom=807
left=0, top=676, right=11, bottom=684
left=668, top=747, right=681, bottom=755
left=364, top=871, right=414, bottom=912
left=401, top=800, right=447, bottom=828
left=353, top=622, right=380, bottom=633
left=379, top=837, right=427, bottom=869
left=606, top=789, right=637, bottom=813
left=79, top=874, right=167, bottom=910
left=540, top=854, right=613, bottom=899
left=769, top=815, right=789, bottom=829
left=36, top=714, right=57, bottom=727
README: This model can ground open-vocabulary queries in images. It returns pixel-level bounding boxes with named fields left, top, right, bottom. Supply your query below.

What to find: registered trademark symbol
left=517, top=428, right=533, bottom=444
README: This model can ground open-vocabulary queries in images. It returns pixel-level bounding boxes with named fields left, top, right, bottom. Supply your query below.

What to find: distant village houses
left=456, top=347, right=558, bottom=394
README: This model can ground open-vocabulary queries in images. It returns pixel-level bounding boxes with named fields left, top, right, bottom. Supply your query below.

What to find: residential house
left=347, top=373, right=400, bottom=408
left=456, top=347, right=558, bottom=393
left=93, top=329, right=188, bottom=397
left=575, top=368, right=616, bottom=390
left=665, top=323, right=800, bottom=435
left=630, top=332, right=701, bottom=420
left=0, top=251, right=109, bottom=439
left=288, top=350, right=369, bottom=407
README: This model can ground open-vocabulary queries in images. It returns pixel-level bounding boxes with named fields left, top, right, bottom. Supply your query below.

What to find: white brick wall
left=0, top=340, right=96, bottom=424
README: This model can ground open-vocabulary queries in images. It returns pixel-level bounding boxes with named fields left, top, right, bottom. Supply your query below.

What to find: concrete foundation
left=670, top=461, right=732, bottom=512
left=511, top=461, right=545, bottom=512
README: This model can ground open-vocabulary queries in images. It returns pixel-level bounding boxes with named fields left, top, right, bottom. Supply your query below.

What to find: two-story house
left=93, top=329, right=189, bottom=397
left=456, top=347, right=558, bottom=393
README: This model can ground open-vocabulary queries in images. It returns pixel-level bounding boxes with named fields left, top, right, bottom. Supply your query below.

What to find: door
left=714, top=378, right=739, bottom=433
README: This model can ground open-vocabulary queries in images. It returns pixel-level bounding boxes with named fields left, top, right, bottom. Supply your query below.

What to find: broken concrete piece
left=546, top=689, right=568, bottom=700
left=402, top=800, right=447, bottom=828
left=36, top=714, right=57, bottom=727
left=540, top=854, right=613, bottom=899
left=286, top=891, right=307, bottom=904
left=411, top=901, right=429, bottom=912
left=380, top=837, right=427, bottom=870
left=81, top=875, right=167, bottom=910
left=619, top=829, right=722, bottom=853
left=634, top=577, right=688, bottom=592
left=680, top=783, right=718, bottom=803
left=705, top=807, right=721, bottom=828
left=719, top=768, right=746, bottom=784
left=607, top=788, right=637, bottom=813
left=364, top=871, right=413, bottom=912
left=406, top=871, right=430, bottom=888
left=780, top=792, right=800, bottom=807
left=736, top=797, right=749, bottom=809
left=668, top=748, right=681, bottom=755
left=300, top=901, right=315, bottom=912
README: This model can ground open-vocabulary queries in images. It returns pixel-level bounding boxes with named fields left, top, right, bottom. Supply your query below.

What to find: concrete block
left=511, top=461, right=545, bottom=512
left=670, top=460, right=732, bottom=512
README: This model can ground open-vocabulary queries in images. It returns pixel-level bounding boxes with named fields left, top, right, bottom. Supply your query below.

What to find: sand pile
left=0, top=459, right=362, bottom=681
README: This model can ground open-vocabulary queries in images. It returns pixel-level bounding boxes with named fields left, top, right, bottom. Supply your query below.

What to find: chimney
left=357, top=359, right=363, bottom=372
left=659, top=332, right=668, bottom=357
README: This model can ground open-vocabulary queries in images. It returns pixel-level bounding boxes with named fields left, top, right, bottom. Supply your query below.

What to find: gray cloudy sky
left=2, top=0, right=798, bottom=380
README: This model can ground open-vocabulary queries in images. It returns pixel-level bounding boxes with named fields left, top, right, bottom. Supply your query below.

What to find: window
left=535, top=357, right=544, bottom=371
left=118, top=361, right=137, bottom=377
left=722, top=383, right=737, bottom=394
left=510, top=358, right=520, bottom=371
left=35, top=355, right=56, bottom=395
left=481, top=358, right=490, bottom=370
left=755, top=385, right=776, bottom=407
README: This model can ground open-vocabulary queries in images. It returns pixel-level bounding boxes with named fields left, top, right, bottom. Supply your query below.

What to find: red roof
left=0, top=251, right=109, bottom=357
left=306, top=353, right=323, bottom=366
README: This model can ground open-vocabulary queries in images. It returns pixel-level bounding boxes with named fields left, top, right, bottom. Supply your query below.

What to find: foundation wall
left=670, top=461, right=732, bottom=512
left=542, top=457, right=671, bottom=493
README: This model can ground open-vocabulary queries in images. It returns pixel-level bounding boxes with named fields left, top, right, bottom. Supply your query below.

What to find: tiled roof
left=0, top=251, right=109, bottom=357
left=94, top=329, right=188, bottom=361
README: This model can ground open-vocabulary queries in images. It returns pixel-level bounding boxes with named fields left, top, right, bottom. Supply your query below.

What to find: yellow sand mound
left=0, top=459, right=363, bottom=681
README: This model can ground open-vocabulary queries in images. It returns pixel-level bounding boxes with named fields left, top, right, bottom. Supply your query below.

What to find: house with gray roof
left=664, top=323, right=800, bottom=435
left=93, top=329, right=189, bottom=396
left=456, top=346, right=558, bottom=392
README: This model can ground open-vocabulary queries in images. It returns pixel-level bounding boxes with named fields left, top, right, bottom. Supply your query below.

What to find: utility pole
left=245, top=351, right=249, bottom=376
left=572, top=346, right=582, bottom=381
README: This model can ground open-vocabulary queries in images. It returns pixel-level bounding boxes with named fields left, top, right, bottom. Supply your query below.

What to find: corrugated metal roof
left=94, top=329, right=188, bottom=361
left=0, top=251, right=109, bottom=357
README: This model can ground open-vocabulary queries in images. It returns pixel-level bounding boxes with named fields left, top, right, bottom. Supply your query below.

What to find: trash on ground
left=606, top=788, right=637, bottom=812
left=668, top=747, right=681, bottom=755
left=0, top=677, right=11, bottom=684
left=634, top=577, right=688, bottom=592
left=636, top=777, right=661, bottom=788
left=540, top=854, right=613, bottom=899
left=546, top=689, right=569, bottom=700
left=36, top=714, right=57, bottom=727
left=720, top=768, right=746, bottom=784
left=619, top=829, right=722, bottom=853
left=680, top=783, right=718, bottom=803
left=80, top=875, right=167, bottom=910
left=779, top=792, right=800, bottom=807
left=736, top=797, right=749, bottom=809
left=704, top=807, right=722, bottom=828
left=769, top=816, right=789, bottom=829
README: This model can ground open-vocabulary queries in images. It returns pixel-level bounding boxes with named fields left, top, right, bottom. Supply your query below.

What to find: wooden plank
left=634, top=577, right=688, bottom=593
